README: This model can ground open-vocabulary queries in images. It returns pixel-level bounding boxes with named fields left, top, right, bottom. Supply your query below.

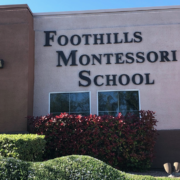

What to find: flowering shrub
left=27, top=110, right=158, bottom=171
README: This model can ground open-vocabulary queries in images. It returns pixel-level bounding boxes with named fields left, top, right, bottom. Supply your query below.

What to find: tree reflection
left=50, top=93, right=90, bottom=115
left=70, top=93, right=89, bottom=112
left=119, top=91, right=139, bottom=111
left=50, top=93, right=69, bottom=114
left=98, top=91, right=118, bottom=112
left=99, top=91, right=139, bottom=116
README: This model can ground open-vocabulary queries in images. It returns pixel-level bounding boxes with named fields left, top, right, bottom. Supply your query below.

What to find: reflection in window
left=98, top=91, right=139, bottom=116
left=50, top=92, right=90, bottom=115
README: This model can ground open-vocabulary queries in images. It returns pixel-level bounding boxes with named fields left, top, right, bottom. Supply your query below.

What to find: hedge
left=28, top=110, right=158, bottom=171
left=0, top=134, right=46, bottom=161
left=0, top=155, right=171, bottom=180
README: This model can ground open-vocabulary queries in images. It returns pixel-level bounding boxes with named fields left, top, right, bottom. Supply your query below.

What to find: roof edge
left=0, top=4, right=33, bottom=16
left=33, top=5, right=180, bottom=17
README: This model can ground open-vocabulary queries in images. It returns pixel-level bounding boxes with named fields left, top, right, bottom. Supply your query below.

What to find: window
left=98, top=90, right=140, bottom=116
left=50, top=92, right=90, bottom=115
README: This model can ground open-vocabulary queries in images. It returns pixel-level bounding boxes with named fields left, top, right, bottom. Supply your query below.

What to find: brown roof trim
left=0, top=4, right=33, bottom=16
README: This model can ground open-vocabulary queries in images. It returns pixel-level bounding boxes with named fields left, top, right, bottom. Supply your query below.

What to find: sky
left=0, top=0, right=180, bottom=13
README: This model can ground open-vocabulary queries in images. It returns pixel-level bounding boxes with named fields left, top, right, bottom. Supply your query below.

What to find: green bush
left=0, top=134, right=46, bottom=161
left=0, top=155, right=31, bottom=180
left=0, top=155, right=172, bottom=180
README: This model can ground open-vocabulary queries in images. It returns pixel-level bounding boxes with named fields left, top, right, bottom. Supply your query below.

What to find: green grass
left=0, top=155, right=174, bottom=180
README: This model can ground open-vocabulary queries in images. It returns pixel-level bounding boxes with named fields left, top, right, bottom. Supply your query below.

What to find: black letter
left=56, top=50, right=77, bottom=66
left=44, top=31, right=56, bottom=46
left=113, top=33, right=123, bottom=44
left=145, top=73, right=155, bottom=85
left=92, top=54, right=102, bottom=65
left=115, top=53, right=124, bottom=64
left=94, top=75, right=104, bottom=86
left=172, top=50, right=178, bottom=61
left=147, top=51, right=158, bottom=63
left=106, top=33, right=112, bottom=44
left=57, top=35, right=68, bottom=46
left=134, top=32, right=142, bottom=43
left=106, top=75, right=117, bottom=86
left=136, top=52, right=145, bottom=63
left=160, top=51, right=171, bottom=62
left=124, top=32, right=133, bottom=43
left=104, top=54, right=113, bottom=64
left=79, top=55, right=90, bottom=66
left=132, top=74, right=143, bottom=85
left=126, top=53, right=134, bottom=64
left=93, top=34, right=104, bottom=45
left=82, top=34, right=92, bottom=45
left=79, top=71, right=91, bottom=87
left=70, top=35, right=81, bottom=46
left=119, top=74, right=130, bottom=85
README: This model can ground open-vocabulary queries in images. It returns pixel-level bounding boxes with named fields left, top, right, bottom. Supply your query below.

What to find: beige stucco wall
left=33, top=6, right=180, bottom=130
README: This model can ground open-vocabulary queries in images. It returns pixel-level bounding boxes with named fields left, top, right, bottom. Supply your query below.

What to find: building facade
left=0, top=4, right=180, bottom=168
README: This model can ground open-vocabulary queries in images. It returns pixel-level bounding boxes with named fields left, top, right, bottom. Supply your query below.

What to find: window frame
left=49, top=91, right=91, bottom=115
left=97, top=89, right=141, bottom=116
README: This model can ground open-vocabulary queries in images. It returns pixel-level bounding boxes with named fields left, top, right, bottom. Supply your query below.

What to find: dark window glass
left=99, top=111, right=118, bottom=117
left=70, top=93, right=89, bottom=112
left=50, top=92, right=90, bottom=115
left=98, top=91, right=118, bottom=112
left=119, top=91, right=139, bottom=111
left=98, top=91, right=139, bottom=116
left=50, top=93, right=69, bottom=114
